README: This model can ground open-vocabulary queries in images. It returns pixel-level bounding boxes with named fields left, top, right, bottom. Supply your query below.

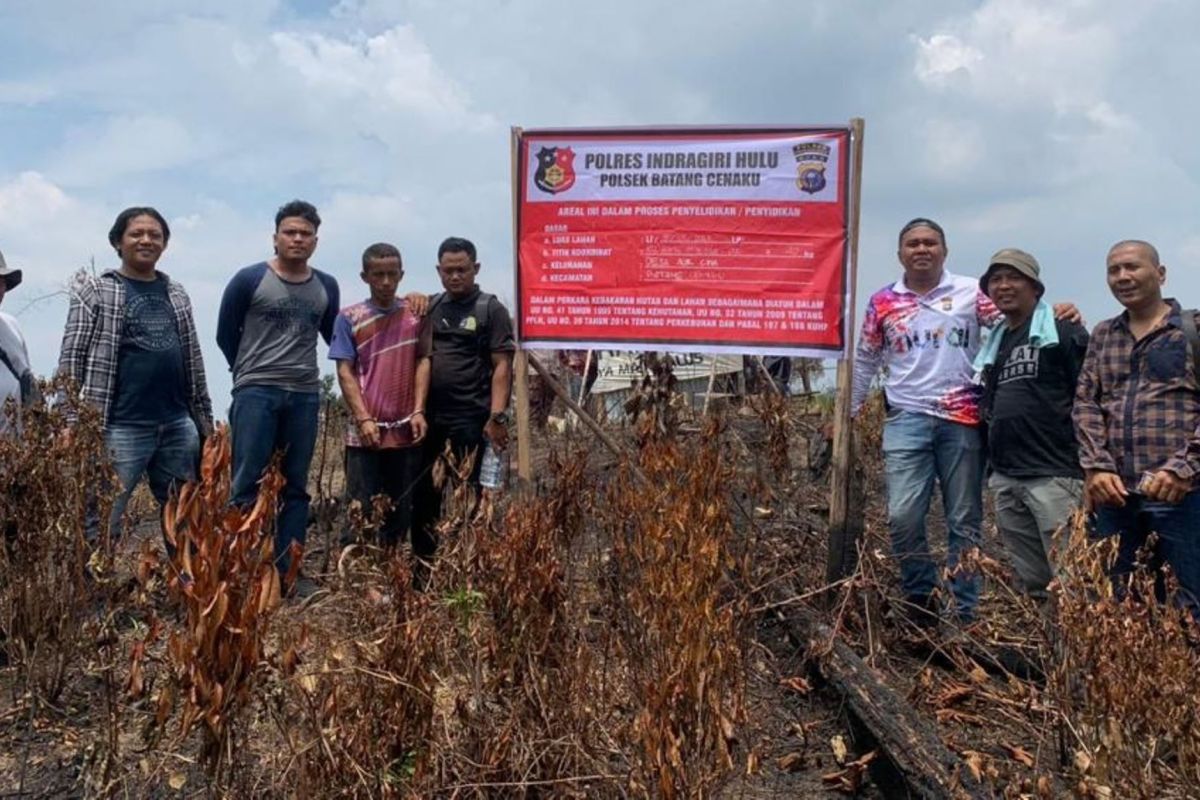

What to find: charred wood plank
left=785, top=608, right=990, bottom=800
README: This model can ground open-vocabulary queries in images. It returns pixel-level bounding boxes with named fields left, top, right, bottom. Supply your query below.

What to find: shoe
left=899, top=594, right=940, bottom=630
left=291, top=575, right=321, bottom=600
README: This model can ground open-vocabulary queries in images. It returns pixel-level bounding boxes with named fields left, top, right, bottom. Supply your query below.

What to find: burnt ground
left=0, top=394, right=1141, bottom=797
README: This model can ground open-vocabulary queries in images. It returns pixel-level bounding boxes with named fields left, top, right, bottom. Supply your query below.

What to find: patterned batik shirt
left=1072, top=300, right=1200, bottom=487
left=851, top=270, right=1002, bottom=425
left=328, top=299, right=431, bottom=449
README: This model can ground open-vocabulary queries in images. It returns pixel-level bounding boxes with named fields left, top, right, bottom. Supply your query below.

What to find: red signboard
left=514, top=126, right=852, bottom=357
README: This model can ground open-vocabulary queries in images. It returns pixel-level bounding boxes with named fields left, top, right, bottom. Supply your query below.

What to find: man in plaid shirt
left=1073, top=239, right=1200, bottom=616
left=58, top=207, right=213, bottom=545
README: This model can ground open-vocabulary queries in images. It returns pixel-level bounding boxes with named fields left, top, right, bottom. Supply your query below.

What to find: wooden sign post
left=825, top=118, right=865, bottom=585
left=511, top=126, right=535, bottom=487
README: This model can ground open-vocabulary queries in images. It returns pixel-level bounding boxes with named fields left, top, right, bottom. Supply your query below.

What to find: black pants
left=411, top=415, right=487, bottom=560
left=344, top=446, right=419, bottom=548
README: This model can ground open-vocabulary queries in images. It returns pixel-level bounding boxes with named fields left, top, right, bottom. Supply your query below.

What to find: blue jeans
left=1094, top=490, right=1200, bottom=619
left=229, top=386, right=319, bottom=575
left=882, top=410, right=984, bottom=618
left=103, top=415, right=200, bottom=542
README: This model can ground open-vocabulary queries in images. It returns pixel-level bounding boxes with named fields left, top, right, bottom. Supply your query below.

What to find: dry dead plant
left=1051, top=513, right=1200, bottom=798
left=625, top=352, right=682, bottom=446
left=151, top=426, right=286, bottom=776
left=599, top=423, right=748, bottom=798
left=276, top=554, right=440, bottom=798
left=424, top=447, right=614, bottom=796
left=751, top=390, right=791, bottom=476
left=272, top=446, right=617, bottom=798
left=0, top=377, right=112, bottom=707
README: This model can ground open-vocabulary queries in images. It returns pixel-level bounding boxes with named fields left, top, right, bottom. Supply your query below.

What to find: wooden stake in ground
left=701, top=354, right=719, bottom=416
left=510, top=125, right=534, bottom=487
left=572, top=348, right=593, bottom=428
left=755, top=355, right=783, bottom=395
left=826, top=118, right=866, bottom=585
left=526, top=351, right=646, bottom=483
left=513, top=349, right=533, bottom=486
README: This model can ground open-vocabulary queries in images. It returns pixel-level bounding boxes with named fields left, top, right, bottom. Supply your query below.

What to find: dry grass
left=2, top=378, right=1199, bottom=798
left=1051, top=515, right=1200, bottom=798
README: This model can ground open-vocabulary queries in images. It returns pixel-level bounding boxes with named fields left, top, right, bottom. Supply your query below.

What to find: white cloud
left=46, top=114, right=221, bottom=188
left=918, top=1, right=1117, bottom=109
left=914, top=34, right=983, bottom=87
left=271, top=26, right=495, bottom=132
left=0, top=171, right=73, bottom=221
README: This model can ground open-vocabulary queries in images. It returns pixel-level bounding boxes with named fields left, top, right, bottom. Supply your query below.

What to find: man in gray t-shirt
left=217, top=200, right=339, bottom=593
left=230, top=269, right=330, bottom=392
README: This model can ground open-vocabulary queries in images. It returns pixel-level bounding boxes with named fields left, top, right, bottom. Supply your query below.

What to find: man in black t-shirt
left=58, top=207, right=213, bottom=547
left=411, top=237, right=515, bottom=564
left=978, top=249, right=1088, bottom=600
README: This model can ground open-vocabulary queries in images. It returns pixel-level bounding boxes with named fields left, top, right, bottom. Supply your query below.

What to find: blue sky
left=2, top=0, right=1198, bottom=413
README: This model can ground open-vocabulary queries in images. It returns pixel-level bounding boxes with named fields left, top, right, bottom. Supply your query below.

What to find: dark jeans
left=411, top=414, right=487, bottom=560
left=86, top=415, right=200, bottom=546
left=229, top=386, right=320, bottom=575
left=344, top=445, right=419, bottom=548
left=1094, top=490, right=1200, bottom=619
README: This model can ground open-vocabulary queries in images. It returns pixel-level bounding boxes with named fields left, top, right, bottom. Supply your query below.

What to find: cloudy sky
left=2, top=0, right=1197, bottom=412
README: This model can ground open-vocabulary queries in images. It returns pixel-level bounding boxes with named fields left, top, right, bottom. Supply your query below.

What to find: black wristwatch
left=490, top=411, right=510, bottom=426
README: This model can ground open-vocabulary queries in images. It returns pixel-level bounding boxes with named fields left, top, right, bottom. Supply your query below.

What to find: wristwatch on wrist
left=490, top=411, right=510, bottom=426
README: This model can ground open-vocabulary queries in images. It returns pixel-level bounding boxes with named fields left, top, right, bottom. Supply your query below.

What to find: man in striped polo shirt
left=330, top=243, right=432, bottom=550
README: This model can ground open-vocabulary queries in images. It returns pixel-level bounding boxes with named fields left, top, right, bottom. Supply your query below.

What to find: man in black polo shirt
left=411, top=237, right=515, bottom=564
left=976, top=248, right=1089, bottom=601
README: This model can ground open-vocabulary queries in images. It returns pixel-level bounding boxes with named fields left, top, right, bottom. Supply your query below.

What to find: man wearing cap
left=0, top=249, right=33, bottom=434
left=852, top=219, right=1078, bottom=626
left=975, top=249, right=1089, bottom=602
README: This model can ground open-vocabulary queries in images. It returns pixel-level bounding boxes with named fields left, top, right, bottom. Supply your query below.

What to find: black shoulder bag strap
left=0, top=344, right=32, bottom=403
left=474, top=292, right=494, bottom=358
left=1182, top=308, right=1200, bottom=387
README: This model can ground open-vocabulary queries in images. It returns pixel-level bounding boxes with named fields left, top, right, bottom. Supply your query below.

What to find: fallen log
left=783, top=607, right=990, bottom=799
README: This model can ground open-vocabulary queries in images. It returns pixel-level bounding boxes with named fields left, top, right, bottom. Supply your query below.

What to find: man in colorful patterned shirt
left=1073, top=240, right=1200, bottom=617
left=329, top=243, right=432, bottom=549
left=852, top=218, right=1001, bottom=625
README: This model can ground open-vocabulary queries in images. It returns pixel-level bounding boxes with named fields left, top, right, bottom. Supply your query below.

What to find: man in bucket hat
left=0, top=248, right=32, bottom=434
left=852, top=219, right=1082, bottom=628
left=975, top=248, right=1089, bottom=602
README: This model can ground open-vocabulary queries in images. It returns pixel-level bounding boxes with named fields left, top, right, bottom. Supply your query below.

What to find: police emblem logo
left=534, top=146, right=577, bottom=194
left=792, top=141, right=831, bottom=194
